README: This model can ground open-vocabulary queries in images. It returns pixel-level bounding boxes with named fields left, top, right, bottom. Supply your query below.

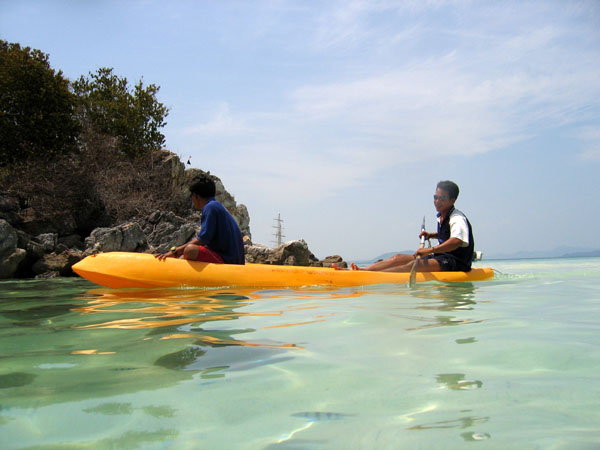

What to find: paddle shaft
left=409, top=220, right=427, bottom=287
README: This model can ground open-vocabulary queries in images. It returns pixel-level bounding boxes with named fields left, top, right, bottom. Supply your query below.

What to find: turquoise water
left=1, top=258, right=599, bottom=449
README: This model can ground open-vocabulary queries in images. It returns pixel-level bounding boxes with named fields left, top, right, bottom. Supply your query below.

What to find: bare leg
left=182, top=244, right=200, bottom=260
left=381, top=256, right=443, bottom=273
left=361, top=253, right=415, bottom=271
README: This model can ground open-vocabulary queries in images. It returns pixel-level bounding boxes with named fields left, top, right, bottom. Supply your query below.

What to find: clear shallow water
left=0, top=258, right=599, bottom=449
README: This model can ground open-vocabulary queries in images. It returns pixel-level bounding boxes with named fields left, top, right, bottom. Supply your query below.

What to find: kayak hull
left=72, top=252, right=495, bottom=288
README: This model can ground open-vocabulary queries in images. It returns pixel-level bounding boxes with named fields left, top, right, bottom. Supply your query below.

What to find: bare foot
left=333, top=262, right=363, bottom=271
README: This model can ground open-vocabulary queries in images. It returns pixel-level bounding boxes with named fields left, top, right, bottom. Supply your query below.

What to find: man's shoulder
left=204, top=199, right=226, bottom=212
left=450, top=208, right=467, bottom=218
left=449, top=208, right=470, bottom=225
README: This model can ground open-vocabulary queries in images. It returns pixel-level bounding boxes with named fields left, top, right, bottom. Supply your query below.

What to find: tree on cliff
left=73, top=68, right=169, bottom=158
left=1, top=42, right=178, bottom=234
left=0, top=40, right=80, bottom=166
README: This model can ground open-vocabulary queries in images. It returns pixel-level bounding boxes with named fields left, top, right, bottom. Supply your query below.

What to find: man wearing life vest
left=350, top=180, right=474, bottom=272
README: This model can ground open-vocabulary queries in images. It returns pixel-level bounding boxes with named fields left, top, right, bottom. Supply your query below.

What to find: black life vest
left=437, top=207, right=475, bottom=270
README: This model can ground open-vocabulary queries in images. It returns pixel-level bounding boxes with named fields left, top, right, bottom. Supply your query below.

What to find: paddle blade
left=409, top=256, right=419, bottom=287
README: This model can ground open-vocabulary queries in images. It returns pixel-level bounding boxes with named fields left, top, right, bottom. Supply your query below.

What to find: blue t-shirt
left=197, top=198, right=245, bottom=264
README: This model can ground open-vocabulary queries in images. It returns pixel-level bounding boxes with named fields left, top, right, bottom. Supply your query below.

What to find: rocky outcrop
left=0, top=248, right=27, bottom=279
left=31, top=251, right=82, bottom=278
left=319, top=255, right=347, bottom=269
left=140, top=210, right=198, bottom=254
left=84, top=222, right=149, bottom=254
left=245, top=240, right=347, bottom=268
left=0, top=219, right=27, bottom=278
left=0, top=212, right=346, bottom=278
left=0, top=151, right=347, bottom=279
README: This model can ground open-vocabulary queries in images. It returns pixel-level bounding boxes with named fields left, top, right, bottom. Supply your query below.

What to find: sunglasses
left=433, top=195, right=449, bottom=201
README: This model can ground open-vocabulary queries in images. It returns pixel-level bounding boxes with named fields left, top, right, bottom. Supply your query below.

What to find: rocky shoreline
left=0, top=215, right=347, bottom=280
left=0, top=153, right=347, bottom=280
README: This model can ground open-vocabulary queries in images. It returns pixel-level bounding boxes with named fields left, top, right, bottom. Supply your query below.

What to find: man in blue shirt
left=155, top=173, right=245, bottom=264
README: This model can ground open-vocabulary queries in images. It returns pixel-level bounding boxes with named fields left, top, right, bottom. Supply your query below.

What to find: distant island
left=355, top=247, right=600, bottom=265
left=485, top=247, right=600, bottom=260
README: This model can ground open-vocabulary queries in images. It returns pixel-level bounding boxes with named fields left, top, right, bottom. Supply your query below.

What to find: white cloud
left=172, top=0, right=600, bottom=211
left=576, top=127, right=600, bottom=161
left=184, top=103, right=250, bottom=136
left=580, top=146, right=600, bottom=161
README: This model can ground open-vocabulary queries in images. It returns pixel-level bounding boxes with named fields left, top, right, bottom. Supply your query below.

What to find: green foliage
left=73, top=68, right=169, bottom=158
left=0, top=40, right=80, bottom=166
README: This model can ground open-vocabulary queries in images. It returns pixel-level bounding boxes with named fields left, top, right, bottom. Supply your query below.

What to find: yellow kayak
left=72, top=252, right=495, bottom=288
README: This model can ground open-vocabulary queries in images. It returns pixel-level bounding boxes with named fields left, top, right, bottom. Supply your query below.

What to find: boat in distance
left=72, top=252, right=495, bottom=289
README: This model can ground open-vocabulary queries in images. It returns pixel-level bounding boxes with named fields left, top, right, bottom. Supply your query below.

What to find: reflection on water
left=74, top=287, right=274, bottom=346
left=408, top=414, right=489, bottom=430
left=388, top=282, right=489, bottom=331
left=0, top=372, right=37, bottom=388
left=74, top=286, right=367, bottom=348
left=0, top=284, right=370, bottom=409
left=436, top=373, right=483, bottom=390
left=413, top=282, right=478, bottom=310
left=0, top=281, right=491, bottom=411
left=2, top=260, right=598, bottom=448
left=0, top=278, right=499, bottom=447
left=291, top=411, right=355, bottom=422
left=84, top=402, right=177, bottom=418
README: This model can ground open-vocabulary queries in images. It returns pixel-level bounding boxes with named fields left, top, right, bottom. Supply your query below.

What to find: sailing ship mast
left=272, top=213, right=285, bottom=247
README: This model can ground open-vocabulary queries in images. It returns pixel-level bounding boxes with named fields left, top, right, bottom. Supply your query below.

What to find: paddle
left=409, top=216, right=426, bottom=288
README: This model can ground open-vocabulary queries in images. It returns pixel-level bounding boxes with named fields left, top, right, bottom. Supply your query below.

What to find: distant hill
left=353, top=247, right=600, bottom=264
left=561, top=249, right=600, bottom=258
left=486, top=246, right=600, bottom=260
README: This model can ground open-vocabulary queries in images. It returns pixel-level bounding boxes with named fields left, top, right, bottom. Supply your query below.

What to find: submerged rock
left=0, top=372, right=37, bottom=389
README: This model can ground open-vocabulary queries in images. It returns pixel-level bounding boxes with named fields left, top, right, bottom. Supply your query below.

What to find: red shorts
left=195, top=246, right=224, bottom=263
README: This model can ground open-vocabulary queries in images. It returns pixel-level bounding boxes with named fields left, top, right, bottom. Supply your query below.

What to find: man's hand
left=420, top=231, right=435, bottom=240
left=154, top=252, right=173, bottom=261
left=414, top=247, right=433, bottom=258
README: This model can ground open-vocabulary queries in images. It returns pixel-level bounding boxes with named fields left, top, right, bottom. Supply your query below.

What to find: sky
left=1, top=0, right=599, bottom=260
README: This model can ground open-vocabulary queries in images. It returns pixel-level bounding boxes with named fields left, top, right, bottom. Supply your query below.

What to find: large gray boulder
left=0, top=219, right=17, bottom=258
left=84, top=222, right=148, bottom=254
left=32, top=251, right=81, bottom=278
left=244, top=243, right=274, bottom=264
left=245, top=240, right=319, bottom=266
left=36, top=233, right=58, bottom=252
left=319, top=255, right=347, bottom=269
left=142, top=211, right=197, bottom=254
left=245, top=240, right=347, bottom=267
left=0, top=248, right=27, bottom=279
left=0, top=219, right=27, bottom=278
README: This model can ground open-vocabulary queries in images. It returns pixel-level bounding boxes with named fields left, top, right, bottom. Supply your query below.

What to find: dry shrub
left=1, top=127, right=189, bottom=235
